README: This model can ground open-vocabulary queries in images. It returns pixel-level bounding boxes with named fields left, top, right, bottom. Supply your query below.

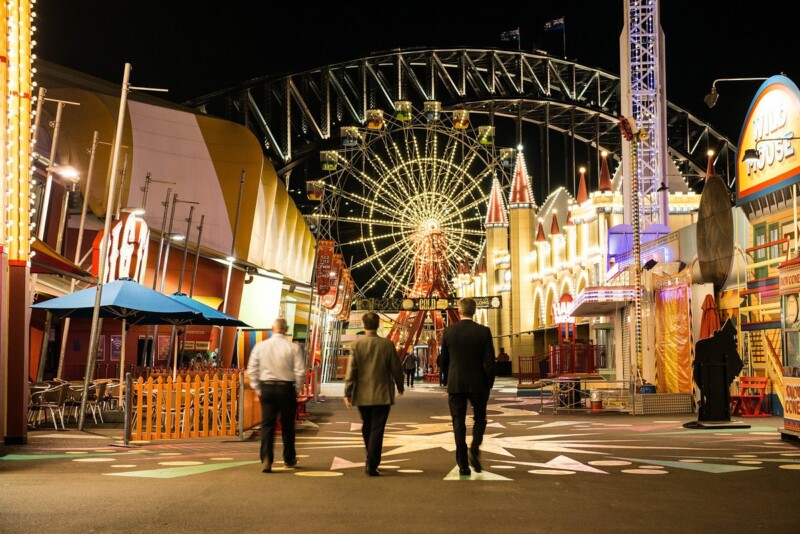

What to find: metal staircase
left=740, top=238, right=788, bottom=412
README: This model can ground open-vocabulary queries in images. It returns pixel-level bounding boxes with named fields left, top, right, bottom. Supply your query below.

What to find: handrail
left=762, top=330, right=785, bottom=410
left=745, top=238, right=789, bottom=254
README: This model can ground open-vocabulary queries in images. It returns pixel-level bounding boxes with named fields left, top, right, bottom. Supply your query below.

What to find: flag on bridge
left=544, top=17, right=565, bottom=31
left=500, top=28, right=520, bottom=42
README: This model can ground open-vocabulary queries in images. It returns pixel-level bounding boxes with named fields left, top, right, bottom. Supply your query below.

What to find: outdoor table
left=538, top=375, right=607, bottom=414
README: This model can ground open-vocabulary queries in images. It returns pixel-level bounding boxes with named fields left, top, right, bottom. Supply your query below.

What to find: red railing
left=518, top=344, right=607, bottom=385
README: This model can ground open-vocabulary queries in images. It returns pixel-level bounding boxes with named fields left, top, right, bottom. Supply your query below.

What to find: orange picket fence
left=129, top=373, right=241, bottom=441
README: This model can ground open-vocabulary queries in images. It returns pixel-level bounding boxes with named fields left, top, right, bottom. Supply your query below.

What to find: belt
left=262, top=380, right=294, bottom=386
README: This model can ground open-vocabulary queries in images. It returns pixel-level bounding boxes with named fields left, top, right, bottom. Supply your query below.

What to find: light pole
left=79, top=63, right=168, bottom=431
left=152, top=194, right=197, bottom=370
left=218, top=170, right=246, bottom=364
left=31, top=95, right=79, bottom=382
left=179, top=214, right=205, bottom=363
left=56, top=131, right=101, bottom=379
left=189, top=215, right=205, bottom=297
left=168, top=204, right=198, bottom=378
left=35, top=164, right=80, bottom=381
left=125, top=173, right=173, bottom=367
left=139, top=172, right=176, bottom=215
left=35, top=96, right=80, bottom=242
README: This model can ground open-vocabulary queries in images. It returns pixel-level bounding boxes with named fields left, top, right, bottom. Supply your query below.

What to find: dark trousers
left=259, top=382, right=297, bottom=464
left=358, top=404, right=391, bottom=472
left=404, top=368, right=415, bottom=387
left=448, top=391, right=488, bottom=470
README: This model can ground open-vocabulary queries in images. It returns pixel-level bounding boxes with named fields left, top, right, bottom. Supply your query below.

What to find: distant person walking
left=439, top=298, right=495, bottom=476
left=344, top=312, right=405, bottom=476
left=402, top=351, right=417, bottom=388
left=246, top=318, right=306, bottom=473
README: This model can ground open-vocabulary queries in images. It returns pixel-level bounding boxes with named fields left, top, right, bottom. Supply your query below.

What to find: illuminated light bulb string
left=3, top=0, right=35, bottom=261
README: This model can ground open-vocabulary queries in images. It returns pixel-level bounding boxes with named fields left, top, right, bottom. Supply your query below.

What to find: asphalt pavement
left=2, top=378, right=799, bottom=533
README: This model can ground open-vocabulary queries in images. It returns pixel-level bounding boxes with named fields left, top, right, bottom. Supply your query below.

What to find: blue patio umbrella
left=32, top=278, right=200, bottom=325
left=167, top=292, right=249, bottom=371
left=32, top=278, right=202, bottom=390
left=167, top=292, right=250, bottom=327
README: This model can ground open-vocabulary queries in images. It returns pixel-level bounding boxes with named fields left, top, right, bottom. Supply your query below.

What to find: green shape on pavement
left=615, top=457, right=762, bottom=473
left=1, top=451, right=144, bottom=461
left=658, top=426, right=779, bottom=435
left=443, top=465, right=512, bottom=481
left=105, top=460, right=259, bottom=479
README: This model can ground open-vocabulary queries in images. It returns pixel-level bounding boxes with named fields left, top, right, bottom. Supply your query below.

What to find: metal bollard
left=124, top=373, right=133, bottom=445
left=238, top=371, right=245, bottom=441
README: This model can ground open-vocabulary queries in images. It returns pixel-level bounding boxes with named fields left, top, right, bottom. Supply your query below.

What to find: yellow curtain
left=655, top=285, right=692, bottom=393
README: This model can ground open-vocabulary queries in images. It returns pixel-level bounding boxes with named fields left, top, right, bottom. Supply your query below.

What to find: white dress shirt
left=246, top=333, right=306, bottom=392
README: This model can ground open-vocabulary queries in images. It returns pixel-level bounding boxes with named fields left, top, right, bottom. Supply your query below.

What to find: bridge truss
left=189, top=48, right=737, bottom=192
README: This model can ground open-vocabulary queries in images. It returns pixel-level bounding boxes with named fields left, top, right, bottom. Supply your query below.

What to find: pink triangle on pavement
left=331, top=457, right=365, bottom=470
left=542, top=455, right=608, bottom=474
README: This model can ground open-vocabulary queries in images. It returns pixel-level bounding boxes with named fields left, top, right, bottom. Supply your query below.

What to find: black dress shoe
left=261, top=459, right=272, bottom=473
left=285, top=459, right=298, bottom=468
left=367, top=469, right=381, bottom=477
left=468, top=450, right=482, bottom=473
left=459, top=467, right=471, bottom=476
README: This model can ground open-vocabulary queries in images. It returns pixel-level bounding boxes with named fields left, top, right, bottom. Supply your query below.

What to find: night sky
left=36, top=1, right=799, bottom=143
left=33, top=1, right=800, bottom=295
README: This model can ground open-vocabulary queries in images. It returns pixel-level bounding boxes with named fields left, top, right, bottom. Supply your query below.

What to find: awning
left=31, top=238, right=94, bottom=281
left=570, top=286, right=637, bottom=317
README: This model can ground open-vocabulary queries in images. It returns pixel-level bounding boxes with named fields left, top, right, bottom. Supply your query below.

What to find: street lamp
left=218, top=170, right=246, bottom=365
left=150, top=192, right=197, bottom=368
left=56, top=131, right=101, bottom=379
left=130, top=172, right=175, bottom=216
left=703, top=77, right=769, bottom=108
left=31, top=164, right=80, bottom=386
left=34, top=95, right=80, bottom=242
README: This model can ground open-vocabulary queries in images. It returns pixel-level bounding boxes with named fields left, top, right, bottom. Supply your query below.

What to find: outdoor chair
left=28, top=383, right=69, bottom=430
left=103, top=382, right=122, bottom=411
left=64, top=382, right=106, bottom=424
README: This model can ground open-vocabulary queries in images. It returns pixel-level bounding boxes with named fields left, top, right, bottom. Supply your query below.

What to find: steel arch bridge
left=188, top=48, right=737, bottom=191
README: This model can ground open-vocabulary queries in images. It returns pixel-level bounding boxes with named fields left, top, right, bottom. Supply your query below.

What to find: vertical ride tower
left=620, top=0, right=670, bottom=229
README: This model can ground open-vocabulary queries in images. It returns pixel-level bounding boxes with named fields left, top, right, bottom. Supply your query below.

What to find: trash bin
left=590, top=389, right=603, bottom=412
left=538, top=358, right=549, bottom=379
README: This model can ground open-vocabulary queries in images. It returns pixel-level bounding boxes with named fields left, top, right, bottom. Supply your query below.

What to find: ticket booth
left=779, top=257, right=800, bottom=440
left=413, top=344, right=429, bottom=377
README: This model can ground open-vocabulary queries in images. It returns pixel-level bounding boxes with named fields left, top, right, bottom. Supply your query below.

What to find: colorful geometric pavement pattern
left=4, top=386, right=800, bottom=480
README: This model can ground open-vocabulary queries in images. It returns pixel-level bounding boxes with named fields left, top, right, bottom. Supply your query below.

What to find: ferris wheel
left=315, top=103, right=513, bottom=298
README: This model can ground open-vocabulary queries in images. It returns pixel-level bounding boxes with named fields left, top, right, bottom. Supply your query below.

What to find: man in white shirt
left=246, top=318, right=306, bottom=473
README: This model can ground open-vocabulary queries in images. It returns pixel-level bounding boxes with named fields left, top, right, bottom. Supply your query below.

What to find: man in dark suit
left=344, top=312, right=405, bottom=476
left=439, top=297, right=495, bottom=476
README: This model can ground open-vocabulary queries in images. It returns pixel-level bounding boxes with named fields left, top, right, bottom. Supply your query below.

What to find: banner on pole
left=315, top=240, right=335, bottom=295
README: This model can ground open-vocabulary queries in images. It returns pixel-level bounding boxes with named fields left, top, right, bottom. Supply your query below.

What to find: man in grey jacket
left=344, top=312, right=404, bottom=476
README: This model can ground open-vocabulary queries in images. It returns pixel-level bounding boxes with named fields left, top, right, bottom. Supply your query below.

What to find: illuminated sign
left=356, top=296, right=502, bottom=312
left=93, top=214, right=150, bottom=283
left=785, top=377, right=800, bottom=433
left=737, top=75, right=800, bottom=204
left=315, top=240, right=335, bottom=295
left=553, top=294, right=575, bottom=324
left=780, top=259, right=800, bottom=295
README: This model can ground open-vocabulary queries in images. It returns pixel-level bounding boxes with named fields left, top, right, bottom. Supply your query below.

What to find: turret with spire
left=484, top=175, right=511, bottom=353
left=507, top=152, right=536, bottom=369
